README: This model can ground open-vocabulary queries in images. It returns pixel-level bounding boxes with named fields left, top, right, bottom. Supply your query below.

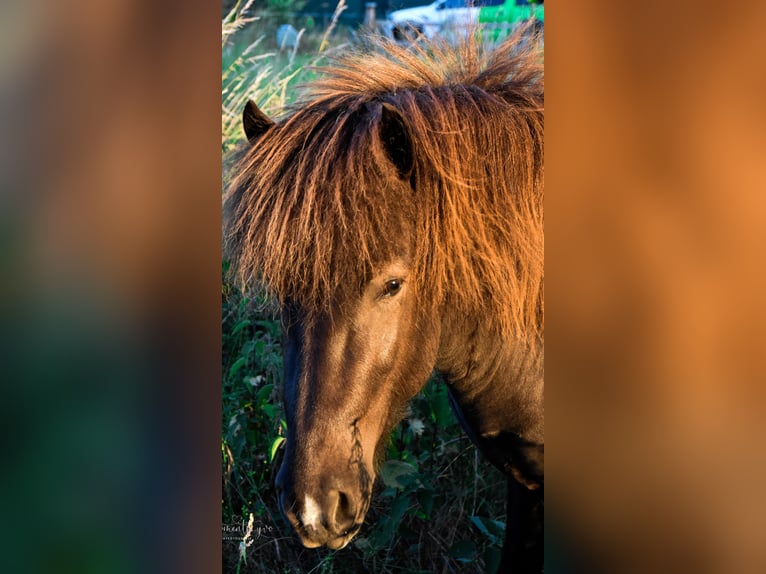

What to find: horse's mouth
left=277, top=483, right=370, bottom=551
left=325, top=530, right=357, bottom=550
left=297, top=524, right=362, bottom=550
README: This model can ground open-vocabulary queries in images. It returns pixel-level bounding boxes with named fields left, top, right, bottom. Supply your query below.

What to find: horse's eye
left=383, top=279, right=402, bottom=297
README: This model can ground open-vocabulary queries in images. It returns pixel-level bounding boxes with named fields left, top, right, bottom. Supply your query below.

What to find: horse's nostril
left=338, top=491, right=351, bottom=514
left=332, top=490, right=356, bottom=533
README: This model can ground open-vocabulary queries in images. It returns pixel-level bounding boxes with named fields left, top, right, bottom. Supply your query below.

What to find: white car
left=385, top=0, right=544, bottom=42
left=386, top=0, right=475, bottom=40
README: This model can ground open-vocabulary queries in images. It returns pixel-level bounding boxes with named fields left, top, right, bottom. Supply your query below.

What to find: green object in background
left=479, top=0, right=544, bottom=41
left=388, top=0, right=543, bottom=43
left=478, top=0, right=544, bottom=25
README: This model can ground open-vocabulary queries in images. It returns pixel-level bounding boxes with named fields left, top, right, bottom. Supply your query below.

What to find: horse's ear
left=379, top=104, right=414, bottom=180
left=243, top=99, right=274, bottom=144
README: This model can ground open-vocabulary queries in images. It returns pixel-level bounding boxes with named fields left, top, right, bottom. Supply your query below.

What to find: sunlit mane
left=224, top=29, right=544, bottom=342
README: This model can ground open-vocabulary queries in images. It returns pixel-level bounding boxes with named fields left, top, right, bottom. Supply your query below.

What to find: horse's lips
left=325, top=534, right=352, bottom=550
left=295, top=525, right=360, bottom=550
left=278, top=484, right=367, bottom=550
left=298, top=531, right=355, bottom=550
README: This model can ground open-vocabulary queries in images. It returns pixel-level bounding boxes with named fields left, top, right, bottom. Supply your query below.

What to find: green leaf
left=417, top=489, right=434, bottom=518
left=373, top=494, right=410, bottom=547
left=261, top=403, right=277, bottom=420
left=228, top=356, right=247, bottom=378
left=269, top=436, right=285, bottom=462
left=255, top=384, right=274, bottom=405
left=390, top=494, right=410, bottom=524
left=379, top=460, right=417, bottom=489
left=484, top=546, right=502, bottom=573
left=470, top=515, right=503, bottom=545
left=353, top=537, right=371, bottom=551
left=231, top=318, right=251, bottom=336
left=255, top=320, right=280, bottom=338
left=488, top=517, right=506, bottom=539
left=431, top=386, right=453, bottom=428
left=380, top=486, right=397, bottom=498
left=448, top=539, right=477, bottom=563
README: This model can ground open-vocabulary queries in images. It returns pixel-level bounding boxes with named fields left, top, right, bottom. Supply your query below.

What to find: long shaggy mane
left=224, top=29, right=544, bottom=342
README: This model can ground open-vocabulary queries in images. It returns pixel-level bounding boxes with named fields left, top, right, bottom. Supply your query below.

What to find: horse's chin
left=325, top=534, right=354, bottom=550
left=298, top=530, right=357, bottom=550
left=299, top=538, right=322, bottom=549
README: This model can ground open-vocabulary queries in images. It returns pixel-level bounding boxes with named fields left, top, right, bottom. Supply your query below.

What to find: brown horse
left=224, top=30, right=543, bottom=572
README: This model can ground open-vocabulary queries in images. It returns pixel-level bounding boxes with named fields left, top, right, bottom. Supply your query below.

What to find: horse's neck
left=435, top=317, right=544, bottom=482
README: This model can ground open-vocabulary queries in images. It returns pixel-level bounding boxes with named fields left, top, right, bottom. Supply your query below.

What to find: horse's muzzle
left=276, top=478, right=365, bottom=549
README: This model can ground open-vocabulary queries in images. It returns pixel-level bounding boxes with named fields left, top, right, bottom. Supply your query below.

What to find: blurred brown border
left=548, top=1, right=766, bottom=572
left=2, top=1, right=221, bottom=573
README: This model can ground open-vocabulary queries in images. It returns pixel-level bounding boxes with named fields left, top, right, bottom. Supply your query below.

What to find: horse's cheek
left=375, top=312, right=400, bottom=368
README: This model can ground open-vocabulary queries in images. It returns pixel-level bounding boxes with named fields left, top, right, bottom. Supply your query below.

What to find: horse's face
left=239, top=99, right=434, bottom=549
left=275, top=258, right=441, bottom=549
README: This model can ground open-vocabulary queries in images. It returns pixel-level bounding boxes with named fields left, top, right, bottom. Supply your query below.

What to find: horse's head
left=277, top=259, right=441, bottom=549
left=228, top=34, right=545, bottom=559
left=239, top=100, right=441, bottom=549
